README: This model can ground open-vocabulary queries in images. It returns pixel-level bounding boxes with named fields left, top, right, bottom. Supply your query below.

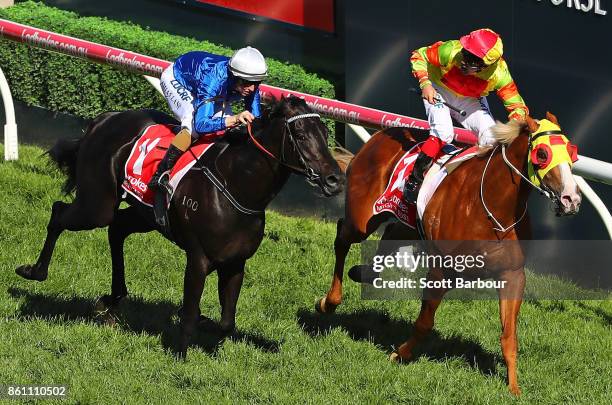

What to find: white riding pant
left=160, top=64, right=231, bottom=135
left=424, top=83, right=497, bottom=147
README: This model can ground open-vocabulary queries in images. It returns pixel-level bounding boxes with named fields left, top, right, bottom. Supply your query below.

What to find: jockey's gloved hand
left=237, top=111, right=255, bottom=125
left=421, top=84, right=438, bottom=105
left=225, top=111, right=255, bottom=127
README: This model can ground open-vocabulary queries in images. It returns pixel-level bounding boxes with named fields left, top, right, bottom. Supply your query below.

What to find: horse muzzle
left=319, top=172, right=345, bottom=196
left=555, top=189, right=582, bottom=216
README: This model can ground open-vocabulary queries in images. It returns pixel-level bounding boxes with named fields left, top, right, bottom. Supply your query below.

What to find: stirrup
left=157, top=171, right=172, bottom=194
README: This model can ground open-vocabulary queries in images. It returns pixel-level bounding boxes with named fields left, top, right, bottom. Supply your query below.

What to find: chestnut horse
left=316, top=112, right=581, bottom=395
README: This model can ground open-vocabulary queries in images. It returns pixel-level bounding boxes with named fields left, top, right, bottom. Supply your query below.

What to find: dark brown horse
left=316, top=112, right=581, bottom=395
left=15, top=97, right=344, bottom=357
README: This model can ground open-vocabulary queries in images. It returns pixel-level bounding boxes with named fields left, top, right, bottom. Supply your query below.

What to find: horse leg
left=391, top=267, right=448, bottom=362
left=178, top=248, right=211, bottom=358
left=498, top=268, right=525, bottom=396
left=217, top=260, right=245, bottom=334
left=316, top=218, right=359, bottom=313
left=16, top=197, right=115, bottom=281
left=348, top=221, right=417, bottom=283
left=95, top=207, right=155, bottom=317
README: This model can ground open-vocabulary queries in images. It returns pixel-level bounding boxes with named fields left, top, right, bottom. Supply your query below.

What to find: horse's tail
left=47, top=137, right=83, bottom=195
left=330, top=146, right=354, bottom=173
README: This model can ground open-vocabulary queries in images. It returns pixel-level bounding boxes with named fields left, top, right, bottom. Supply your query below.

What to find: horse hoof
left=508, top=385, right=521, bottom=396
left=94, top=295, right=117, bottom=313
left=389, top=345, right=411, bottom=363
left=95, top=311, right=118, bottom=326
left=219, top=321, right=236, bottom=335
left=315, top=297, right=337, bottom=314
left=389, top=351, right=400, bottom=362
left=15, top=264, right=47, bottom=281
left=389, top=351, right=409, bottom=364
left=93, top=295, right=124, bottom=326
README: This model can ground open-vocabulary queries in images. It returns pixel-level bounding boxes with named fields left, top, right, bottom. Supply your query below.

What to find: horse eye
left=531, top=145, right=551, bottom=169
left=536, top=148, right=548, bottom=163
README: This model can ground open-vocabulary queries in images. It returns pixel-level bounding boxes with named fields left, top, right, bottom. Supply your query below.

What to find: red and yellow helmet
left=459, top=28, right=503, bottom=66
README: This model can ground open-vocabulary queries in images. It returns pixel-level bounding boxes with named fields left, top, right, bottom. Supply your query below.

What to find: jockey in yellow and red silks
left=403, top=28, right=529, bottom=203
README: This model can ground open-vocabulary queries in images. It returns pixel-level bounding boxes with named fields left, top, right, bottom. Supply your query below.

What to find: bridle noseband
left=247, top=113, right=324, bottom=183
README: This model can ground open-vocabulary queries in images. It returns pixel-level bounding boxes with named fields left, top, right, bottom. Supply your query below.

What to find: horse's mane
left=490, top=119, right=528, bottom=144
left=259, top=96, right=310, bottom=124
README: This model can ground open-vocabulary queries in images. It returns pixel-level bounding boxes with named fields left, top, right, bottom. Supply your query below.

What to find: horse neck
left=483, top=133, right=532, bottom=220
left=222, top=120, right=291, bottom=209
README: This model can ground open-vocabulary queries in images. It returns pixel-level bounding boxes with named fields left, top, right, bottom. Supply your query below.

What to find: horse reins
left=246, top=113, right=323, bottom=183
left=197, top=112, right=324, bottom=216
left=480, top=145, right=528, bottom=234
left=480, top=132, right=562, bottom=234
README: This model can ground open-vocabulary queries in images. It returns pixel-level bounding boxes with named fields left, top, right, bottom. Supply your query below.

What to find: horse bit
left=248, top=112, right=324, bottom=184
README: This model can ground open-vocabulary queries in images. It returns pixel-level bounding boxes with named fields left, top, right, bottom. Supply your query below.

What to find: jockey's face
left=235, top=78, right=259, bottom=97
left=460, top=49, right=486, bottom=75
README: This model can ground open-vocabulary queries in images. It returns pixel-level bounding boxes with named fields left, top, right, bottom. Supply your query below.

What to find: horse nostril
left=325, top=174, right=340, bottom=187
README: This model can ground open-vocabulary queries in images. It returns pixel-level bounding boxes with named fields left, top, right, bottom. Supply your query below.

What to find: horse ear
left=546, top=111, right=559, bottom=125
left=525, top=116, right=539, bottom=133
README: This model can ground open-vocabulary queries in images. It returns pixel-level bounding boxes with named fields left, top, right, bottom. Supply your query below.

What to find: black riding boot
left=403, top=152, right=434, bottom=203
left=148, top=144, right=184, bottom=227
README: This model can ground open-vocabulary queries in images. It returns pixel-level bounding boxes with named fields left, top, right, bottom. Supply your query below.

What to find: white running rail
left=0, top=66, right=17, bottom=160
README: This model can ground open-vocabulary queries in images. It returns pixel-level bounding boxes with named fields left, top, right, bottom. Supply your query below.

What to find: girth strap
left=189, top=141, right=264, bottom=216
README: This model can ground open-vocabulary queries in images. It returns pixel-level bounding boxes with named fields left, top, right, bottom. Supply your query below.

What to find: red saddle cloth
left=372, top=143, right=478, bottom=228
left=121, top=124, right=220, bottom=206
left=372, top=143, right=422, bottom=228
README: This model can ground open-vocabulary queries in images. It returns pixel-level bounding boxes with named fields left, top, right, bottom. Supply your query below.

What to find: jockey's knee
left=430, top=127, right=454, bottom=145
left=478, top=127, right=497, bottom=147
left=171, top=126, right=193, bottom=151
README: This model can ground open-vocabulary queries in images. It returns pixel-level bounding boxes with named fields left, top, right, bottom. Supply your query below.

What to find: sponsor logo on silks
left=126, top=174, right=148, bottom=193
left=171, top=80, right=193, bottom=102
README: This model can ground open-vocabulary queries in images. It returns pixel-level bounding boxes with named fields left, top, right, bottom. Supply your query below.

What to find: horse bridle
left=526, top=129, right=565, bottom=207
left=247, top=113, right=324, bottom=183
left=481, top=131, right=563, bottom=234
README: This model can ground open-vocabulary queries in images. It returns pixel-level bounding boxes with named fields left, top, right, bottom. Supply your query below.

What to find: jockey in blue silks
left=149, top=46, right=268, bottom=225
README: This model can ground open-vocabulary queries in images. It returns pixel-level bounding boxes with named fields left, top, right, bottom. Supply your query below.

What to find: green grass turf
left=0, top=144, right=610, bottom=404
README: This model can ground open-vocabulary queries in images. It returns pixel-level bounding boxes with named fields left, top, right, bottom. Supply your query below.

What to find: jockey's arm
left=193, top=100, right=227, bottom=134
left=193, top=94, right=261, bottom=133
left=495, top=63, right=529, bottom=121
left=192, top=72, right=228, bottom=135
left=411, top=41, right=441, bottom=89
left=411, top=40, right=459, bottom=104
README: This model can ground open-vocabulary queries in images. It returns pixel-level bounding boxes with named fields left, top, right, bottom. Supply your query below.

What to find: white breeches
left=424, top=83, right=497, bottom=147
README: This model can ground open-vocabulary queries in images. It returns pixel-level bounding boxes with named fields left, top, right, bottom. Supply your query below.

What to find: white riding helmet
left=229, top=46, right=268, bottom=82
